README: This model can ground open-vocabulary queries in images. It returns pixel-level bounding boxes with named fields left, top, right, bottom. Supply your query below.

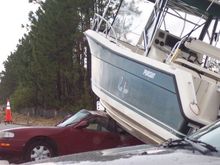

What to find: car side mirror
left=75, top=120, right=89, bottom=129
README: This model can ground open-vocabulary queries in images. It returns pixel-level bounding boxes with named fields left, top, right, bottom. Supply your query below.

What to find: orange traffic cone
left=5, top=99, right=12, bottom=124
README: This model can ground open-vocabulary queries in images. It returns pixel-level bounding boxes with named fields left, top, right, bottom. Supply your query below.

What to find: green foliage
left=0, top=0, right=100, bottom=113
left=11, top=84, right=35, bottom=110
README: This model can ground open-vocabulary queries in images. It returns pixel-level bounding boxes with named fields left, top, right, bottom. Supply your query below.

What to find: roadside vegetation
left=0, top=0, right=109, bottom=116
left=12, top=112, right=62, bottom=126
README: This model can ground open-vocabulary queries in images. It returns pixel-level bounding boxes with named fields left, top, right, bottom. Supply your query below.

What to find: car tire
left=24, top=140, right=55, bottom=162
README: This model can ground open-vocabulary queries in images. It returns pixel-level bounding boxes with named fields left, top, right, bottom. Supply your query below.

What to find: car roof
left=80, top=109, right=108, bottom=118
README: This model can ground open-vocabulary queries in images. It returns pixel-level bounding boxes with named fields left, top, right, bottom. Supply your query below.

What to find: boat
left=84, top=0, right=220, bottom=144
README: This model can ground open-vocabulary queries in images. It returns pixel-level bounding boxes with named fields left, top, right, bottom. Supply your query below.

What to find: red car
left=0, top=109, right=143, bottom=163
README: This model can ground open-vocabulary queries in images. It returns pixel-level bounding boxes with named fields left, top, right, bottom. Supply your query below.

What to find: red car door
left=65, top=116, right=122, bottom=154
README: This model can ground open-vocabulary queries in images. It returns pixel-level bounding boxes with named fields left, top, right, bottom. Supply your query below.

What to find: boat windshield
left=160, top=9, right=205, bottom=39
left=112, top=0, right=154, bottom=46
left=57, top=110, right=90, bottom=127
left=111, top=0, right=220, bottom=48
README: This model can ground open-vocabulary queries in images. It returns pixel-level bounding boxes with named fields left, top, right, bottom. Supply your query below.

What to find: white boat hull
left=85, top=30, right=192, bottom=143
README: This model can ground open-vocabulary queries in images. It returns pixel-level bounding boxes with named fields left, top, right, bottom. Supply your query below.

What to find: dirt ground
left=9, top=112, right=63, bottom=126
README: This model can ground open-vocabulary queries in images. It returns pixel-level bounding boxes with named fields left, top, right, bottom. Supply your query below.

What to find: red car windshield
left=57, top=110, right=90, bottom=127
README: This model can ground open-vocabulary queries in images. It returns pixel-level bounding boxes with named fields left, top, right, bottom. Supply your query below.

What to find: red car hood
left=1, top=125, right=66, bottom=137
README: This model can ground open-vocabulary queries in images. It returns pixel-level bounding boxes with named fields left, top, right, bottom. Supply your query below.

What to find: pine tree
left=0, top=0, right=107, bottom=113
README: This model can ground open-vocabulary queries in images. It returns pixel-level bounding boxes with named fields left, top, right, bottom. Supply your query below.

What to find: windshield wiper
left=186, top=138, right=218, bottom=153
left=162, top=139, right=187, bottom=148
left=162, top=138, right=218, bottom=155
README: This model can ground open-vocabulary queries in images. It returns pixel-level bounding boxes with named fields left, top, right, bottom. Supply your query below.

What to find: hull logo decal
left=143, top=69, right=156, bottom=79
left=118, top=76, right=129, bottom=95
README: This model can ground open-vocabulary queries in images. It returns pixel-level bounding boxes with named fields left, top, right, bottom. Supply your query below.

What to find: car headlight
left=0, top=131, right=15, bottom=138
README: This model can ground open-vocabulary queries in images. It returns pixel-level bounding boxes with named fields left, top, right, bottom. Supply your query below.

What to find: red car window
left=85, top=117, right=114, bottom=133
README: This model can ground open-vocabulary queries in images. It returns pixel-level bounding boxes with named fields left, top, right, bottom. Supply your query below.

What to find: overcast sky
left=0, top=1, right=39, bottom=72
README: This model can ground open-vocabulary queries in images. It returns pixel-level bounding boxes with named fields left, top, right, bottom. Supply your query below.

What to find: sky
left=0, top=0, right=39, bottom=72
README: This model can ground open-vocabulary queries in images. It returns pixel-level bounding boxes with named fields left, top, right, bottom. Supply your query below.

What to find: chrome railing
left=92, top=13, right=118, bottom=43
left=91, top=0, right=118, bottom=44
